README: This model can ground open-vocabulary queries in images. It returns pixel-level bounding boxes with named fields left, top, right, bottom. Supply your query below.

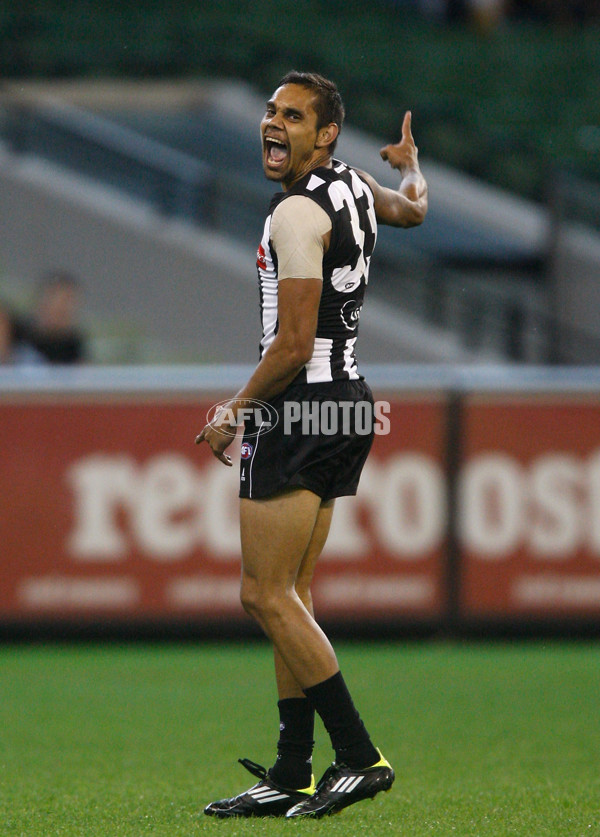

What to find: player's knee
left=240, top=579, right=285, bottom=622
left=240, top=578, right=272, bottom=618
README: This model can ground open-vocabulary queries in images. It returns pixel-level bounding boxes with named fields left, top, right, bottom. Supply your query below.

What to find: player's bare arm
left=195, top=275, right=322, bottom=464
left=357, top=111, right=428, bottom=228
left=233, top=275, right=322, bottom=403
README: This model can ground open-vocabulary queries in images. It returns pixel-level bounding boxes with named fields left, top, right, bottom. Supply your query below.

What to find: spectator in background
left=386, top=0, right=600, bottom=22
left=27, top=271, right=87, bottom=364
left=466, top=0, right=506, bottom=30
left=444, top=0, right=507, bottom=30
left=0, top=302, right=14, bottom=363
left=510, top=0, right=600, bottom=23
left=0, top=299, right=42, bottom=365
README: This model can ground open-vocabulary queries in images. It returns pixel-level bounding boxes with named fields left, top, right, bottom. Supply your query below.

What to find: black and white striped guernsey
left=256, top=160, right=377, bottom=383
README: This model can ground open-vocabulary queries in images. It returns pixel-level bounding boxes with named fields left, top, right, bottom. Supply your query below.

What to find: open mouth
left=265, top=136, right=288, bottom=167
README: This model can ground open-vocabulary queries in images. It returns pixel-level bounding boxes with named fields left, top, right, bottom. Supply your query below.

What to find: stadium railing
left=0, top=96, right=217, bottom=226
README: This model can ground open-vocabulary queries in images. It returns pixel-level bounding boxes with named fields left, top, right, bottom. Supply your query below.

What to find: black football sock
left=268, top=697, right=315, bottom=789
left=304, top=670, right=379, bottom=769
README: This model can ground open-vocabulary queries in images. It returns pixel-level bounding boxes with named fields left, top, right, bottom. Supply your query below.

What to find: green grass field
left=1, top=641, right=599, bottom=836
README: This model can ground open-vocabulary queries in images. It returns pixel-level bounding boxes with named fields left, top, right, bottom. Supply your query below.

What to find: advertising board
left=458, top=395, right=600, bottom=619
left=0, top=393, right=447, bottom=624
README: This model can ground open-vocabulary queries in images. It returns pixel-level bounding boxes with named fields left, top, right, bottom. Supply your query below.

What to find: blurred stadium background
left=1, top=0, right=600, bottom=638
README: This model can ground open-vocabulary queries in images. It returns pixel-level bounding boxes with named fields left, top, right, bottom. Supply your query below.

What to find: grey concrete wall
left=0, top=142, right=258, bottom=362
left=553, top=226, right=600, bottom=362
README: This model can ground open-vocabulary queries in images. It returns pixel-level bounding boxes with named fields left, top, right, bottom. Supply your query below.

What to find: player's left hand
left=195, top=406, right=235, bottom=466
left=380, top=111, right=420, bottom=175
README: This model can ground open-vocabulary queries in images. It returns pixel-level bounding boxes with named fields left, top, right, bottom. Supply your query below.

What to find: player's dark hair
left=278, top=71, right=345, bottom=152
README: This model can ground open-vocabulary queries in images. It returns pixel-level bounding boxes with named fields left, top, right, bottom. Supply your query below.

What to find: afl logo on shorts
left=241, top=442, right=254, bottom=459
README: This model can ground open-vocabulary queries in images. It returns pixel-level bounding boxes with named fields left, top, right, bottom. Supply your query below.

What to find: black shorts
left=239, top=379, right=374, bottom=501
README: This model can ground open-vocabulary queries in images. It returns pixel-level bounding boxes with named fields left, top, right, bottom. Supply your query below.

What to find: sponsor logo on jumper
left=341, top=299, right=362, bottom=331
left=205, top=399, right=278, bottom=438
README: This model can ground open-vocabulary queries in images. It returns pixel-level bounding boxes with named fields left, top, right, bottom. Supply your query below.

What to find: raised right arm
left=357, top=111, right=428, bottom=228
